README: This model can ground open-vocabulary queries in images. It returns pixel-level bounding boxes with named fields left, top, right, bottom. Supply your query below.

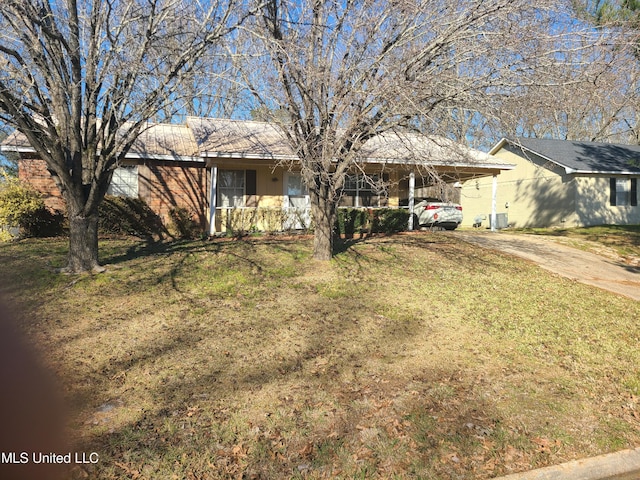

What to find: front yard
left=1, top=232, right=639, bottom=479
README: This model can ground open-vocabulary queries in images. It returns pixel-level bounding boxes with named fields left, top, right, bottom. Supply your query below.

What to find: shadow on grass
left=4, top=233, right=616, bottom=478
left=70, top=288, right=519, bottom=479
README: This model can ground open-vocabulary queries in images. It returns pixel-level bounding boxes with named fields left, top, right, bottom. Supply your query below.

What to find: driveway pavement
left=458, top=231, right=640, bottom=301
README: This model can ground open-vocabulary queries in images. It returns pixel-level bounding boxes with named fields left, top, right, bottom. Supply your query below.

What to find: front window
left=107, top=166, right=138, bottom=198
left=218, top=170, right=245, bottom=207
left=340, top=174, right=387, bottom=207
left=616, top=178, right=630, bottom=206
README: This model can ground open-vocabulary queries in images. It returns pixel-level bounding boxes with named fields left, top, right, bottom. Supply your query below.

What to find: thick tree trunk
left=311, top=192, right=337, bottom=261
left=66, top=211, right=101, bottom=273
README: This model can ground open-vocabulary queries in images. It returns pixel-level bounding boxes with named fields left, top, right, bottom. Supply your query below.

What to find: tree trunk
left=311, top=191, right=336, bottom=261
left=66, top=211, right=101, bottom=273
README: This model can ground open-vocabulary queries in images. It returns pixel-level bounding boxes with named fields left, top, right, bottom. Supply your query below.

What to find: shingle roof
left=505, top=137, right=640, bottom=174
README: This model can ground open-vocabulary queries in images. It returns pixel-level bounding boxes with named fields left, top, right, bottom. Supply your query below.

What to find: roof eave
left=488, top=138, right=509, bottom=155
left=0, top=145, right=34, bottom=153
left=125, top=153, right=203, bottom=163
left=568, top=169, right=640, bottom=175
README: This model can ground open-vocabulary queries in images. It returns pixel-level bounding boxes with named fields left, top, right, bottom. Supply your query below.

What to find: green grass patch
left=1, top=233, right=639, bottom=479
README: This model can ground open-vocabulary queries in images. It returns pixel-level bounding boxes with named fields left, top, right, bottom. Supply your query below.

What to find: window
left=217, top=170, right=257, bottom=207
left=107, top=166, right=138, bottom=198
left=218, top=170, right=245, bottom=207
left=610, top=178, right=638, bottom=207
left=340, top=174, right=388, bottom=207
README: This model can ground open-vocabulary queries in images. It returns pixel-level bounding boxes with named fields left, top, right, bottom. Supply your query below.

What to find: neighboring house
left=2, top=117, right=513, bottom=234
left=461, top=137, right=640, bottom=229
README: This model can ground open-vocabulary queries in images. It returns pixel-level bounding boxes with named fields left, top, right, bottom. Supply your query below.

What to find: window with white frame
left=107, top=166, right=138, bottom=198
left=610, top=177, right=638, bottom=207
left=218, top=170, right=245, bottom=207
left=340, top=174, right=387, bottom=207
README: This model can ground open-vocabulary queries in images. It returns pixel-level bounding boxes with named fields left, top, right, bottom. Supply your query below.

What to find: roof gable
left=499, top=137, right=640, bottom=175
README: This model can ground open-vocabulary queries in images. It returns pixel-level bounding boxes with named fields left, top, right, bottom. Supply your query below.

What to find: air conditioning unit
left=489, top=213, right=508, bottom=229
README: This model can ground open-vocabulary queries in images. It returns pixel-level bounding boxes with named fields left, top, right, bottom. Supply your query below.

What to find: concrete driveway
left=458, top=231, right=640, bottom=301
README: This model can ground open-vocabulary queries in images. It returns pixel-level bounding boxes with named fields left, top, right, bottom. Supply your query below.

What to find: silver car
left=413, top=198, right=463, bottom=230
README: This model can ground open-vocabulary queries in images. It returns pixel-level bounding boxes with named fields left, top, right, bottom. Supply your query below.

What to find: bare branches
left=0, top=0, right=249, bottom=271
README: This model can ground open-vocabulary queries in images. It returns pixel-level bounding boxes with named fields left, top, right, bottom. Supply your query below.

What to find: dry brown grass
left=1, top=232, right=639, bottom=479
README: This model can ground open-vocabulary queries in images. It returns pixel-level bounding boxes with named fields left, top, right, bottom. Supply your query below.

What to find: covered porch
left=204, top=162, right=513, bottom=235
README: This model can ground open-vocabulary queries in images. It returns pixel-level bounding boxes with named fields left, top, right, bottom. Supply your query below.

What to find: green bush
left=373, top=208, right=410, bottom=234
left=0, top=170, right=64, bottom=239
left=335, top=207, right=409, bottom=237
left=20, top=206, right=66, bottom=238
left=99, top=196, right=167, bottom=239
left=336, top=208, right=369, bottom=237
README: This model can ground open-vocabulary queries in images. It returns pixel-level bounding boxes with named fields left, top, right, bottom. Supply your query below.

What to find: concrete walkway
left=493, top=446, right=640, bottom=480
left=458, top=231, right=640, bottom=301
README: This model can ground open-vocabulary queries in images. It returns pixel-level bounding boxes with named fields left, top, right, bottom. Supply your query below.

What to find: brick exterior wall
left=18, top=158, right=66, bottom=212
left=18, top=157, right=210, bottom=230
left=139, top=162, right=209, bottom=229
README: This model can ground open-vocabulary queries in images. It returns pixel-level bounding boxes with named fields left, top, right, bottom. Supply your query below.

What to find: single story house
left=2, top=117, right=514, bottom=234
left=460, top=137, right=640, bottom=228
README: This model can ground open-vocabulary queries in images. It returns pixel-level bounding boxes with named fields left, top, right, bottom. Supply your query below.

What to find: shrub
left=258, top=207, right=287, bottom=234
left=20, top=206, right=66, bottom=238
left=0, top=170, right=64, bottom=239
left=373, top=208, right=410, bottom=234
left=335, top=207, right=409, bottom=236
left=168, top=206, right=202, bottom=239
left=335, top=208, right=370, bottom=237
left=219, top=208, right=259, bottom=237
left=99, top=196, right=167, bottom=239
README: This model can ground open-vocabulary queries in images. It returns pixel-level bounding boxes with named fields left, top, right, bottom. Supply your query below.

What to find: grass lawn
left=1, top=232, right=640, bottom=479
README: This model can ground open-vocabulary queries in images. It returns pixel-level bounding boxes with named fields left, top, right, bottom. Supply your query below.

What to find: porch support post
left=491, top=174, right=497, bottom=232
left=408, top=170, right=415, bottom=231
left=209, top=164, right=218, bottom=236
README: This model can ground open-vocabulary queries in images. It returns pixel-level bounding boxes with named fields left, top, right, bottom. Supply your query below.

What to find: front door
left=283, top=173, right=310, bottom=230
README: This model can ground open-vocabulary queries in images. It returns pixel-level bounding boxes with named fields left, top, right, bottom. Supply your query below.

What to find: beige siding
left=255, top=166, right=284, bottom=208
left=460, top=146, right=578, bottom=228
left=575, top=176, right=640, bottom=226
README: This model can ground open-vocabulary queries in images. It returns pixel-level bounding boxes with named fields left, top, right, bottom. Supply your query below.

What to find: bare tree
left=0, top=0, right=250, bottom=272
left=241, top=0, right=582, bottom=260
left=496, top=6, right=640, bottom=144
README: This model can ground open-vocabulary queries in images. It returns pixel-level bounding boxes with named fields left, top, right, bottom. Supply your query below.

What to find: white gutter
left=199, top=151, right=298, bottom=162
left=0, top=145, right=35, bottom=154
left=199, top=150, right=516, bottom=171
left=124, top=153, right=204, bottom=163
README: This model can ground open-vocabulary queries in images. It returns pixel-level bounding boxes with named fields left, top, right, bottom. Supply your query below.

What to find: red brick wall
left=138, top=162, right=209, bottom=229
left=18, top=158, right=66, bottom=212
left=18, top=157, right=210, bottom=230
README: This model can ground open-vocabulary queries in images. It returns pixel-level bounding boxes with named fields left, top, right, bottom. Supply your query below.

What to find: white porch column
left=408, top=171, right=415, bottom=231
left=491, top=174, right=497, bottom=232
left=209, top=165, right=218, bottom=236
